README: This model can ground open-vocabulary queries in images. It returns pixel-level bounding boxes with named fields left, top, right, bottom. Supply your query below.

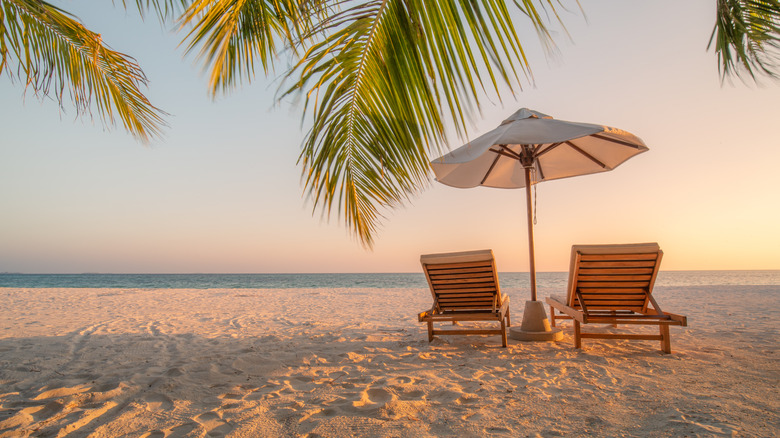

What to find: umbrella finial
left=501, top=108, right=552, bottom=125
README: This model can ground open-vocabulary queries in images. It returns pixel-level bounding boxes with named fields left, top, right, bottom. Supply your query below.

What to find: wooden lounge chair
left=546, top=243, right=687, bottom=353
left=418, top=249, right=511, bottom=347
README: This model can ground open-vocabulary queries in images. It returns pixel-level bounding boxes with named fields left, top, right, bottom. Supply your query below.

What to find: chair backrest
left=566, top=243, right=663, bottom=313
left=420, top=249, right=502, bottom=312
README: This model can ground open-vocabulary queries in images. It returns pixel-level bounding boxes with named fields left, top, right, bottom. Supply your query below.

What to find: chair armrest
left=498, top=295, right=510, bottom=318
left=545, top=295, right=565, bottom=306
left=666, top=312, right=688, bottom=326
left=545, top=296, right=585, bottom=323
left=418, top=307, right=437, bottom=322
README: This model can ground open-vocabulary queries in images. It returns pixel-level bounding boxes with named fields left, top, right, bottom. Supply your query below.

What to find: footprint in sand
left=166, top=421, right=200, bottom=437
left=388, top=376, right=413, bottom=385
left=29, top=401, right=65, bottom=421
left=217, top=392, right=245, bottom=410
left=33, top=384, right=91, bottom=400
left=280, top=376, right=317, bottom=394
left=462, top=411, right=485, bottom=421
left=228, top=317, right=243, bottom=330
left=429, top=388, right=462, bottom=403
left=0, top=401, right=63, bottom=430
left=254, top=383, right=283, bottom=401
left=194, top=411, right=235, bottom=436
left=243, top=389, right=268, bottom=401
left=349, top=387, right=394, bottom=412
left=56, top=401, right=118, bottom=436
left=455, top=394, right=479, bottom=405
left=144, top=321, right=163, bottom=336
left=397, top=389, right=425, bottom=401
left=143, top=393, right=174, bottom=411
left=165, top=367, right=184, bottom=377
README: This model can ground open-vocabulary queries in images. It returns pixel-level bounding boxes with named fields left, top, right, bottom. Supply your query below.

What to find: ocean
left=0, top=271, right=778, bottom=289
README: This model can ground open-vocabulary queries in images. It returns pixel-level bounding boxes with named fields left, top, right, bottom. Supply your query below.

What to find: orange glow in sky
left=1, top=2, right=779, bottom=273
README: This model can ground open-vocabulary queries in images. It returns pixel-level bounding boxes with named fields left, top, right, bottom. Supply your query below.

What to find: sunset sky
left=1, top=1, right=779, bottom=273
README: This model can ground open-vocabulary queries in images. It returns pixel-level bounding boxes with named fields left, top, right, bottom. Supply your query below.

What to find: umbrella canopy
left=431, top=108, right=648, bottom=301
left=432, top=108, right=648, bottom=189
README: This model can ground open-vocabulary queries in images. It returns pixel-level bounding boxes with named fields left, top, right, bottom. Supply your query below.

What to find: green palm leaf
left=280, top=0, right=556, bottom=247
left=710, top=0, right=780, bottom=81
left=0, top=0, right=168, bottom=142
left=117, top=0, right=189, bottom=21
left=179, top=0, right=315, bottom=94
left=11, top=0, right=778, bottom=249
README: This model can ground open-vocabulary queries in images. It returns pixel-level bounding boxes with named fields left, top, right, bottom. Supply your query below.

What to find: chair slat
left=578, top=287, right=648, bottom=294
left=439, top=295, right=495, bottom=301
left=577, top=268, right=655, bottom=275
left=580, top=293, right=648, bottom=301
left=439, top=301, right=495, bottom=306
left=579, top=253, right=658, bottom=261
left=433, top=284, right=496, bottom=291
left=440, top=301, right=494, bottom=307
left=580, top=300, right=646, bottom=306
left=579, top=261, right=656, bottom=268
left=427, top=267, right=495, bottom=275
left=577, top=274, right=653, bottom=282
left=585, top=306, right=646, bottom=312
left=433, top=278, right=495, bottom=285
left=440, top=303, right=494, bottom=308
left=431, top=274, right=493, bottom=282
left=576, top=282, right=651, bottom=288
left=427, top=261, right=493, bottom=270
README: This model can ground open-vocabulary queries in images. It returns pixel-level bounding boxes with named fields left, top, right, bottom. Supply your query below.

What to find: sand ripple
left=0, top=285, right=777, bottom=437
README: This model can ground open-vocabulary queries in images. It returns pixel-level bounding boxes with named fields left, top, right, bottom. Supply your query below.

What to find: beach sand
left=0, top=285, right=777, bottom=437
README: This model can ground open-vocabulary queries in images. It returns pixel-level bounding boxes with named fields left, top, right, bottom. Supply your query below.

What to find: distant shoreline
left=1, top=271, right=779, bottom=290
left=2, top=269, right=779, bottom=275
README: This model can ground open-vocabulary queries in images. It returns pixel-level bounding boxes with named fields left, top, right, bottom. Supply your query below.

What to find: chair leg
left=506, top=309, right=511, bottom=327
left=574, top=320, right=582, bottom=349
left=660, top=324, right=671, bottom=354
left=500, top=319, right=507, bottom=348
left=549, top=305, right=556, bottom=327
left=427, top=321, right=434, bottom=342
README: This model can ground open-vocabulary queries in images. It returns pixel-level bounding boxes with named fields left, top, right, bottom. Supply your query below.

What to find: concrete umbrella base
left=509, top=300, right=563, bottom=342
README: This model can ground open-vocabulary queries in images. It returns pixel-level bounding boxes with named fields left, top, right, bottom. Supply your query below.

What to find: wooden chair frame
left=418, top=250, right=511, bottom=347
left=546, top=243, right=687, bottom=353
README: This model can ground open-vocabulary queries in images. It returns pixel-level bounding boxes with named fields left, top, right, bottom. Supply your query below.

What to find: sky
left=1, top=1, right=779, bottom=273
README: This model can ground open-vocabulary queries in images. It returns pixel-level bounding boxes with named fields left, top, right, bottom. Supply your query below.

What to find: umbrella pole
left=509, top=163, right=561, bottom=342
left=524, top=166, right=537, bottom=302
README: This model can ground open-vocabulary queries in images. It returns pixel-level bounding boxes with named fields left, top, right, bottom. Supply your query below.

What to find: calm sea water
left=0, top=271, right=778, bottom=289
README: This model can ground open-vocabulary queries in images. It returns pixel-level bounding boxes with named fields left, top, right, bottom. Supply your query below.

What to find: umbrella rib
left=482, top=150, right=504, bottom=185
left=565, top=141, right=607, bottom=168
left=536, top=160, right=546, bottom=180
left=591, top=133, right=643, bottom=149
left=494, top=145, right=523, bottom=160
left=536, top=142, right=564, bottom=158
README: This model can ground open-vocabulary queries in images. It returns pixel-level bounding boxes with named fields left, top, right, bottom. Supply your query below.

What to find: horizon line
left=2, top=269, right=779, bottom=275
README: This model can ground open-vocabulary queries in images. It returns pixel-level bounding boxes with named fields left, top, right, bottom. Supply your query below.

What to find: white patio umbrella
left=431, top=108, right=648, bottom=341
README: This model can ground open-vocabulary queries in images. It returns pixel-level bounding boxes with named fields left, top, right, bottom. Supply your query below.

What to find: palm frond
left=710, top=0, right=780, bottom=81
left=179, top=0, right=317, bottom=94
left=282, top=0, right=557, bottom=247
left=0, top=0, right=167, bottom=142
left=116, top=0, right=190, bottom=21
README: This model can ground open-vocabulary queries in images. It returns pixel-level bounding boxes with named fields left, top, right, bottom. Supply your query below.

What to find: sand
left=0, top=284, right=777, bottom=437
